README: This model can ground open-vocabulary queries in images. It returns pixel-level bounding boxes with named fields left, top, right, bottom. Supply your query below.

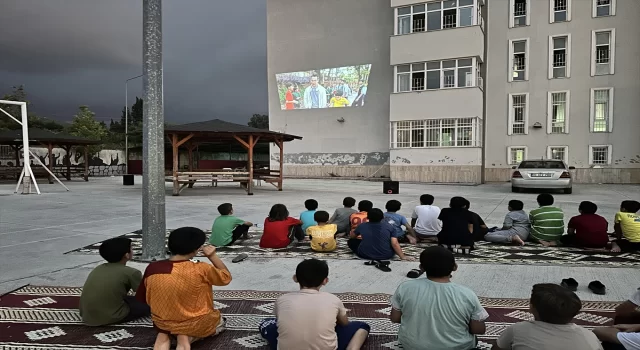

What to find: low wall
left=282, top=164, right=390, bottom=178
left=391, top=165, right=482, bottom=184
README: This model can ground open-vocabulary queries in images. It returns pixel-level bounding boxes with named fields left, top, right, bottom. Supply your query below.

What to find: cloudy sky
left=0, top=0, right=267, bottom=125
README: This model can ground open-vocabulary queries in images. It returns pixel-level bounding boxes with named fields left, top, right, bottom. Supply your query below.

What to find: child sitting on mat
left=349, top=200, right=373, bottom=236
left=209, top=203, right=253, bottom=247
left=329, top=197, right=357, bottom=236
left=306, top=211, right=338, bottom=252
left=260, top=204, right=304, bottom=249
left=300, top=199, right=319, bottom=232
left=384, top=199, right=418, bottom=244
left=348, top=208, right=412, bottom=263
left=437, top=196, right=475, bottom=253
left=137, top=227, right=232, bottom=350
left=611, top=200, right=640, bottom=253
left=259, top=259, right=370, bottom=350
left=79, top=237, right=150, bottom=326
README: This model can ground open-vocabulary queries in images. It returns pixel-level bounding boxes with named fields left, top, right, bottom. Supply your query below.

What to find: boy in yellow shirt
left=612, top=200, right=640, bottom=252
left=329, top=91, right=350, bottom=108
left=306, top=211, right=338, bottom=252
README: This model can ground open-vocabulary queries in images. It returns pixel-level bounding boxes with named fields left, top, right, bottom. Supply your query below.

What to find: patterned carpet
left=66, top=229, right=640, bottom=268
left=0, top=285, right=618, bottom=350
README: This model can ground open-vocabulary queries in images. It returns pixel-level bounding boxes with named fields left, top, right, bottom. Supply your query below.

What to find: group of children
left=79, top=234, right=639, bottom=350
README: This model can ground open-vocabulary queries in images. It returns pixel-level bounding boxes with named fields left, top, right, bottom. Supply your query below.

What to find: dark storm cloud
left=0, top=0, right=267, bottom=124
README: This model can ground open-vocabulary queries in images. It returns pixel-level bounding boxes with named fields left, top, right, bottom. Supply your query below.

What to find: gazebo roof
left=165, top=119, right=301, bottom=142
left=0, top=128, right=100, bottom=146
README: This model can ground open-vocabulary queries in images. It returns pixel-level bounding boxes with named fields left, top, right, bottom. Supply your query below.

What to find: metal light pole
left=125, top=74, right=143, bottom=174
left=141, top=0, right=166, bottom=260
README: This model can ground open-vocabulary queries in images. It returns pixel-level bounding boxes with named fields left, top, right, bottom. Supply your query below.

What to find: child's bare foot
left=176, top=335, right=194, bottom=350
left=153, top=333, right=171, bottom=350
left=611, top=242, right=621, bottom=252
left=241, top=233, right=253, bottom=240
left=539, top=240, right=555, bottom=247
left=512, top=235, right=525, bottom=246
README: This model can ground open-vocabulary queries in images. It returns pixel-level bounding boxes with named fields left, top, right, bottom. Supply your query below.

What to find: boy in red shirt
left=260, top=204, right=304, bottom=248
left=561, top=201, right=609, bottom=249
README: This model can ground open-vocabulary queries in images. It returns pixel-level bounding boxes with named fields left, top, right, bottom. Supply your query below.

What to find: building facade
left=267, top=0, right=640, bottom=183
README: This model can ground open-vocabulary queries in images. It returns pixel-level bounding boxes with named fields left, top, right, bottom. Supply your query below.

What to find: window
left=547, top=146, right=568, bottom=163
left=509, top=39, right=529, bottom=82
left=547, top=91, right=569, bottom=134
left=395, top=58, right=477, bottom=92
left=591, top=29, right=615, bottom=76
left=390, top=118, right=481, bottom=148
left=0, top=145, right=11, bottom=158
left=508, top=147, right=527, bottom=165
left=590, top=88, right=614, bottom=132
left=395, top=0, right=477, bottom=34
left=550, top=0, right=571, bottom=23
left=593, top=0, right=615, bottom=17
left=396, top=4, right=425, bottom=34
left=589, top=145, right=612, bottom=165
left=549, top=35, right=571, bottom=79
left=508, top=93, right=528, bottom=135
left=510, top=0, right=529, bottom=27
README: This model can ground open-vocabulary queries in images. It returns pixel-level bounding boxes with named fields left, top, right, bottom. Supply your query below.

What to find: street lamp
left=125, top=74, right=143, bottom=174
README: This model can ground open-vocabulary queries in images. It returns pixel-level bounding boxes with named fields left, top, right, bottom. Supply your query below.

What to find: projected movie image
left=276, top=64, right=371, bottom=110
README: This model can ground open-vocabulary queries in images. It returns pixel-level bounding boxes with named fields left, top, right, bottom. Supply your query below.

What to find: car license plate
left=531, top=173, right=552, bottom=177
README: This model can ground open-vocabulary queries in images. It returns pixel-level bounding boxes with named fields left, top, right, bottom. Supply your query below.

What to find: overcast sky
left=0, top=0, right=267, bottom=125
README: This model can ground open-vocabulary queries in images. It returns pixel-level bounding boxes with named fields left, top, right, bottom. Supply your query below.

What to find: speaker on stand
left=383, top=181, right=399, bottom=194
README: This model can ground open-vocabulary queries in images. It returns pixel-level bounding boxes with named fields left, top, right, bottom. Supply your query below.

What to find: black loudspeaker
left=123, top=174, right=135, bottom=186
left=383, top=181, right=399, bottom=194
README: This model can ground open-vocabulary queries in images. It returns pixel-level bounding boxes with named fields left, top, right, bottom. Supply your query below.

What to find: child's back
left=616, top=200, right=640, bottom=242
left=307, top=211, right=337, bottom=252
left=300, top=199, right=319, bottom=231
left=330, top=197, right=357, bottom=234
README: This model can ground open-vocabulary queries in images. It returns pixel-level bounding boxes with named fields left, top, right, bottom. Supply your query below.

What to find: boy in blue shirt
left=300, top=199, right=319, bottom=232
left=384, top=200, right=417, bottom=244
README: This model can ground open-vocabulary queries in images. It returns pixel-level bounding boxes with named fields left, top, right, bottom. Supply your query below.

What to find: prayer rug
left=66, top=229, right=640, bottom=268
left=0, top=285, right=618, bottom=350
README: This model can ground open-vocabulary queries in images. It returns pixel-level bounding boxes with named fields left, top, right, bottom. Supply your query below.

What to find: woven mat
left=0, top=285, right=618, bottom=350
left=66, top=229, right=640, bottom=268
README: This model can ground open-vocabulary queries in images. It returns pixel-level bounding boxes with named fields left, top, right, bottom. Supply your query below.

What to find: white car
left=511, top=159, right=574, bottom=194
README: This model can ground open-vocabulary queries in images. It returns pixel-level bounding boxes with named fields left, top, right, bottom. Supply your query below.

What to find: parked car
left=511, top=159, right=575, bottom=194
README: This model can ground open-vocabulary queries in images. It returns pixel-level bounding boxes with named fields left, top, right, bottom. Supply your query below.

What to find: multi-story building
left=267, top=0, right=640, bottom=184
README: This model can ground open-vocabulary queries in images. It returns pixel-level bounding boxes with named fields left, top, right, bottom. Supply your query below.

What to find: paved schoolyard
left=1, top=177, right=639, bottom=301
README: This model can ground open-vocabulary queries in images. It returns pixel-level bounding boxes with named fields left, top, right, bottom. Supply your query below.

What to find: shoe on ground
left=561, top=278, right=579, bottom=291
left=588, top=281, right=606, bottom=295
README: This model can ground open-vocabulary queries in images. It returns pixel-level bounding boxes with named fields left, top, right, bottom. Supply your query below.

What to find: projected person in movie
left=303, top=75, right=327, bottom=109
left=284, top=84, right=298, bottom=110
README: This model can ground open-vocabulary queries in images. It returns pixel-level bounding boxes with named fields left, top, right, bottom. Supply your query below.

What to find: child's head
left=449, top=196, right=467, bottom=209
left=367, top=208, right=385, bottom=223
left=508, top=200, right=524, bottom=211
left=537, top=193, right=554, bottom=207
left=358, top=200, right=373, bottom=212
left=385, top=199, right=402, bottom=213
left=419, top=246, right=457, bottom=278
left=168, top=227, right=206, bottom=258
left=99, top=237, right=133, bottom=263
left=578, top=201, right=598, bottom=214
left=343, top=196, right=356, bottom=208
left=462, top=198, right=471, bottom=209
left=529, top=283, right=581, bottom=324
left=217, top=203, right=233, bottom=216
left=335, top=90, right=343, bottom=97
left=314, top=210, right=330, bottom=224
left=269, top=204, right=289, bottom=221
left=420, top=194, right=435, bottom=205
left=304, top=199, right=319, bottom=211
left=294, top=258, right=329, bottom=289
left=621, top=200, right=640, bottom=213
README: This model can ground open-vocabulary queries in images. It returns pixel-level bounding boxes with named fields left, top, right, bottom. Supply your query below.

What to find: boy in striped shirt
left=529, top=194, right=565, bottom=246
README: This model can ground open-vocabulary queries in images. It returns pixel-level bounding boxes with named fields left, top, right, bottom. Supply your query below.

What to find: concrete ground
left=1, top=177, right=639, bottom=302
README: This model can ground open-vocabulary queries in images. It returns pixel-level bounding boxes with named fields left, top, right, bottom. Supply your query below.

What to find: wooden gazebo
left=165, top=119, right=301, bottom=196
left=0, top=129, right=100, bottom=183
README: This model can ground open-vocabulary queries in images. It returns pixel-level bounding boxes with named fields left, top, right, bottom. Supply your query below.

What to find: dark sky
left=0, top=0, right=267, bottom=125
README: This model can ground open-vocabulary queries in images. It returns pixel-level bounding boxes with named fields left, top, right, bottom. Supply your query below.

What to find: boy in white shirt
left=411, top=194, right=442, bottom=242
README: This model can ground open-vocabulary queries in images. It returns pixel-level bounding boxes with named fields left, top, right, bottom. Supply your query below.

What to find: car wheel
left=564, top=188, right=572, bottom=194
left=512, top=187, right=520, bottom=193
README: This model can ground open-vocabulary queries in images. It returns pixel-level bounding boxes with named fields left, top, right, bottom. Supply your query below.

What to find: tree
left=68, top=105, right=108, bottom=155
left=248, top=114, right=269, bottom=129
left=0, top=85, right=65, bottom=132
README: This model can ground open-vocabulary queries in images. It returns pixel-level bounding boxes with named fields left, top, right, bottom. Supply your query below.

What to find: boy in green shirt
left=79, top=237, right=149, bottom=326
left=210, top=203, right=253, bottom=246
left=529, top=193, right=565, bottom=246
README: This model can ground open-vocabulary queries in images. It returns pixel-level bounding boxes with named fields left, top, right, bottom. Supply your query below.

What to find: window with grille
left=590, top=146, right=610, bottom=165
left=510, top=94, right=527, bottom=135
left=551, top=36, right=568, bottom=78
left=548, top=146, right=567, bottom=162
left=593, top=30, right=613, bottom=75
left=552, top=0, right=568, bottom=22
left=513, top=0, right=527, bottom=26
left=550, top=92, right=567, bottom=133
left=395, top=58, right=476, bottom=92
left=396, top=0, right=476, bottom=35
left=391, top=118, right=480, bottom=148
left=508, top=147, right=526, bottom=165
left=592, top=88, right=612, bottom=132
left=0, top=145, right=12, bottom=158
left=511, top=40, right=527, bottom=81
left=594, top=0, right=613, bottom=17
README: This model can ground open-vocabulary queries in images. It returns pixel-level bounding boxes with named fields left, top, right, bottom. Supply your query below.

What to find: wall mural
left=0, top=148, right=126, bottom=177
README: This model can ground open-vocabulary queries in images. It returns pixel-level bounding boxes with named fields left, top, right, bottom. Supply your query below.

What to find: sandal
left=364, top=260, right=376, bottom=266
left=407, top=269, right=423, bottom=279
left=232, top=253, right=248, bottom=263
left=588, top=280, right=606, bottom=295
left=560, top=278, right=578, bottom=291
left=375, top=262, right=392, bottom=272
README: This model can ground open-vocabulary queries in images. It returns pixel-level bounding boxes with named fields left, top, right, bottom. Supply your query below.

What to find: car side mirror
left=569, top=166, right=575, bottom=170
left=511, top=166, right=516, bottom=169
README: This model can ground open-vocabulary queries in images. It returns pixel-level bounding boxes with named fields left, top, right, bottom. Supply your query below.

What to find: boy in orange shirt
left=350, top=200, right=373, bottom=237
